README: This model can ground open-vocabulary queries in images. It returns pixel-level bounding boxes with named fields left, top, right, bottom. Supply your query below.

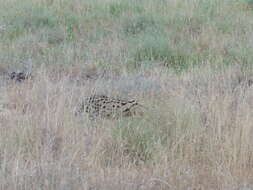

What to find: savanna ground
left=1, top=0, right=253, bottom=189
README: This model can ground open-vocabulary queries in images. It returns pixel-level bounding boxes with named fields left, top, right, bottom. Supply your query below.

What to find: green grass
left=1, top=2, right=58, bottom=40
left=1, top=0, right=253, bottom=69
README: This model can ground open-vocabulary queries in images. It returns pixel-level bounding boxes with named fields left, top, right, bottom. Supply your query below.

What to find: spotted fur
left=76, top=95, right=142, bottom=120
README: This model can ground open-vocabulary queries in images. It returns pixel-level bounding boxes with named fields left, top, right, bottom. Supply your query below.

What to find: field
left=1, top=0, right=253, bottom=189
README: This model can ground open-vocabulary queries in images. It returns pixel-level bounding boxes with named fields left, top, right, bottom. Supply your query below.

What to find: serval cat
left=75, top=95, right=143, bottom=120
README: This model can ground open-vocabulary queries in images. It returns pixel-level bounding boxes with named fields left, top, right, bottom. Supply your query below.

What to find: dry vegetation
left=1, top=0, right=253, bottom=189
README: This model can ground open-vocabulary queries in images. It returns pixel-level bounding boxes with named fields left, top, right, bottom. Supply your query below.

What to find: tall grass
left=1, top=64, right=253, bottom=189
left=1, top=0, right=253, bottom=189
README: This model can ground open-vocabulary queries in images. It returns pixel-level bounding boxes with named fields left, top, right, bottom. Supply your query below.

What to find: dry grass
left=0, top=64, right=252, bottom=189
left=1, top=0, right=253, bottom=189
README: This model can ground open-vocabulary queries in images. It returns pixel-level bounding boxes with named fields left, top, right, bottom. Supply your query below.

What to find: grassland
left=1, top=0, right=253, bottom=189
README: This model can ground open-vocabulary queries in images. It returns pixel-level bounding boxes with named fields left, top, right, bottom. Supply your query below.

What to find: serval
left=75, top=95, right=144, bottom=120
